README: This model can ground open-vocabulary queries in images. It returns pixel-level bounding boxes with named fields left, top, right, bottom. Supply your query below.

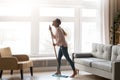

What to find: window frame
left=0, top=0, right=109, bottom=57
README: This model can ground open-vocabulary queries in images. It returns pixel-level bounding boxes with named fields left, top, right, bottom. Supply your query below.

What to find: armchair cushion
left=13, top=54, right=29, bottom=61
left=0, top=47, right=12, bottom=57
left=18, top=61, right=33, bottom=69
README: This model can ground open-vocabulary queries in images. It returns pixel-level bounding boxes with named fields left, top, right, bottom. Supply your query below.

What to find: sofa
left=72, top=43, right=120, bottom=80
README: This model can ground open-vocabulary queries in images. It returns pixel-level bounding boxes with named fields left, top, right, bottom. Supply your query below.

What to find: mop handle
left=49, top=26, right=58, bottom=63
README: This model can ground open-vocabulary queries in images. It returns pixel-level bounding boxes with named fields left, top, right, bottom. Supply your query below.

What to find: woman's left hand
left=53, top=43, right=56, bottom=46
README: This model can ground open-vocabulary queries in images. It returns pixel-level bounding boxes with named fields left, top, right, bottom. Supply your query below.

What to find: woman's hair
left=54, top=18, right=67, bottom=36
left=55, top=18, right=61, bottom=25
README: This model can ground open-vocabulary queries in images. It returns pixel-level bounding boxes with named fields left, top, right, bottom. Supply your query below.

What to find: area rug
left=52, top=74, right=69, bottom=78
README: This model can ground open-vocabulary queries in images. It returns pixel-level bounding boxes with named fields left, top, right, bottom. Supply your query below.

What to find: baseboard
left=33, top=66, right=71, bottom=72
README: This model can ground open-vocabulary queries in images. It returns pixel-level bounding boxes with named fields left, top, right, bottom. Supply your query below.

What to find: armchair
left=0, top=47, right=33, bottom=79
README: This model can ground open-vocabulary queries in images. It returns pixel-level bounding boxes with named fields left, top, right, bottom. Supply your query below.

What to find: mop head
left=52, top=74, right=69, bottom=78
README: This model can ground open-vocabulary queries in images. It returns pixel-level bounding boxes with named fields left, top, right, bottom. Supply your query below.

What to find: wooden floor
left=1, top=70, right=110, bottom=80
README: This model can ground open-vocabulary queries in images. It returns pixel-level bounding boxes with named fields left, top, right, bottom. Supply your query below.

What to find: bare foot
left=70, top=70, right=77, bottom=78
left=54, top=71, right=61, bottom=75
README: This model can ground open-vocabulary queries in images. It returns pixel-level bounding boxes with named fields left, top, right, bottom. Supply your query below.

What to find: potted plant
left=112, top=10, right=120, bottom=44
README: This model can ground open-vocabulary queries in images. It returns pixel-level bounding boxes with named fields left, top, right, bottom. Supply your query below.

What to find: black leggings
left=57, top=46, right=75, bottom=71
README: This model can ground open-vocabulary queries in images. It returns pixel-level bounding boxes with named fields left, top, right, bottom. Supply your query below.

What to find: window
left=0, top=22, right=31, bottom=54
left=81, top=9, right=97, bottom=17
left=79, top=0, right=104, bottom=52
left=81, top=22, right=101, bottom=51
left=39, top=22, right=74, bottom=56
left=0, top=4, right=31, bottom=16
left=39, top=8, right=74, bottom=17
left=38, top=7, right=75, bottom=57
left=83, top=0, right=97, bottom=2
left=0, top=0, right=109, bottom=57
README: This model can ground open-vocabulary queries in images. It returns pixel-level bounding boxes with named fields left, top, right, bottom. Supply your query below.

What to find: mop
left=49, top=25, right=69, bottom=78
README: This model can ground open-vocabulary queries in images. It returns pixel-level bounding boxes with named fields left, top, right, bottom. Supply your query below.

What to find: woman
left=49, top=18, right=77, bottom=77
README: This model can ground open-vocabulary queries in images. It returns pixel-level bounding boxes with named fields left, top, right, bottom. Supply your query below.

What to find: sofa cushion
left=111, top=45, right=120, bottom=61
left=74, top=58, right=108, bottom=67
left=92, top=43, right=112, bottom=60
left=92, top=61, right=111, bottom=72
